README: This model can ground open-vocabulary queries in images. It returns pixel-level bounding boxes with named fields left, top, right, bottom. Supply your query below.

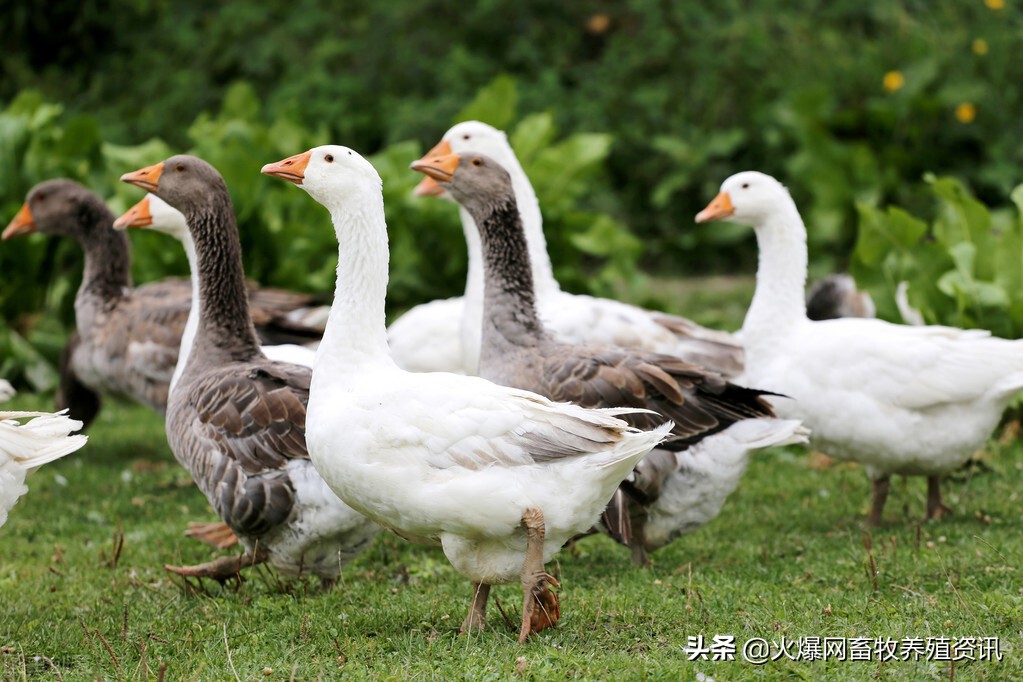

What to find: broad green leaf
left=510, top=112, right=555, bottom=166
left=454, top=75, right=517, bottom=131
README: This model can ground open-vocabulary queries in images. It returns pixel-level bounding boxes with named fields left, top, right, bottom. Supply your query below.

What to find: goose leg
left=925, top=476, right=953, bottom=521
left=185, top=521, right=239, bottom=549
left=868, top=476, right=890, bottom=526
left=460, top=582, right=491, bottom=634
left=518, top=507, right=560, bottom=644
left=630, top=515, right=650, bottom=567
left=164, top=551, right=263, bottom=584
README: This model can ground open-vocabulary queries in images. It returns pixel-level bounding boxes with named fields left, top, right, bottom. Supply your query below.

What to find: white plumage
left=0, top=410, right=87, bottom=527
left=697, top=171, right=1023, bottom=523
left=265, top=144, right=670, bottom=640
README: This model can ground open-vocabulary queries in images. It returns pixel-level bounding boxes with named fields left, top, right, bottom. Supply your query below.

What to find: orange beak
left=695, top=191, right=735, bottom=223
left=411, top=139, right=453, bottom=197
left=120, top=162, right=164, bottom=193
left=2, top=203, right=35, bottom=240
left=409, top=151, right=460, bottom=185
left=261, top=150, right=312, bottom=185
left=113, top=196, right=152, bottom=230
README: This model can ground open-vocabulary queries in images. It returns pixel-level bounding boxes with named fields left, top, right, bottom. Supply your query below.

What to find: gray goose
left=120, top=155, right=376, bottom=581
left=411, top=152, right=798, bottom=563
left=806, top=274, right=876, bottom=321
left=2, top=180, right=327, bottom=429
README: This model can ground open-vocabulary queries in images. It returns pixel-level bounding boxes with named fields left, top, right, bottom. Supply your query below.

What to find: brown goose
left=2, top=180, right=327, bottom=429
left=120, top=155, right=376, bottom=581
left=411, top=152, right=795, bottom=562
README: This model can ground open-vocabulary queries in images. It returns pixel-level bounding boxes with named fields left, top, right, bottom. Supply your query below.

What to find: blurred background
left=1, top=0, right=1020, bottom=393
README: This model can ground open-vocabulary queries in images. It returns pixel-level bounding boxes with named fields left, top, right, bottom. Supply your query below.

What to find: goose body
left=411, top=121, right=744, bottom=376
left=121, top=156, right=375, bottom=580
left=0, top=410, right=87, bottom=527
left=263, top=145, right=670, bottom=641
left=2, top=182, right=325, bottom=428
left=411, top=151, right=792, bottom=561
left=697, top=171, right=1023, bottom=523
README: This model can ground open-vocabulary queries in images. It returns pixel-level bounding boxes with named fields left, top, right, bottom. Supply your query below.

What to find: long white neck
left=459, top=206, right=486, bottom=374
left=742, top=200, right=809, bottom=341
left=171, top=235, right=201, bottom=393
left=315, top=191, right=395, bottom=379
left=458, top=156, right=558, bottom=373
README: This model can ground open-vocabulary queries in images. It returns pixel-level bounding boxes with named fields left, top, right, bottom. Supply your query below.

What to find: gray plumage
left=806, top=274, right=876, bottom=321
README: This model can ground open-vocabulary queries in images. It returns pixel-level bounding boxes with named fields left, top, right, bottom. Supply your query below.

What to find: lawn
left=1, top=282, right=1020, bottom=680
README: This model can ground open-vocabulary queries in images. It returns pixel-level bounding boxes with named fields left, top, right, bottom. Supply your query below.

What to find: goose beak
left=695, top=191, right=734, bottom=223
left=411, top=139, right=453, bottom=197
left=2, top=203, right=35, bottom=240
left=261, top=151, right=311, bottom=185
left=410, top=152, right=460, bottom=185
left=412, top=175, right=445, bottom=197
left=113, top=196, right=152, bottom=230
left=121, top=163, right=164, bottom=192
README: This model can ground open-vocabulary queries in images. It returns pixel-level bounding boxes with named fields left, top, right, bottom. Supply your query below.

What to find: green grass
left=1, top=279, right=1021, bottom=680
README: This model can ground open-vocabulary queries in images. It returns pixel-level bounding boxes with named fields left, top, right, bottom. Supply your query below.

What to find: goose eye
left=347, top=150, right=352, bottom=156
left=325, top=154, right=334, bottom=163
left=471, top=157, right=483, bottom=167
left=741, top=182, right=749, bottom=189
left=176, top=163, right=186, bottom=172
left=462, top=134, right=470, bottom=141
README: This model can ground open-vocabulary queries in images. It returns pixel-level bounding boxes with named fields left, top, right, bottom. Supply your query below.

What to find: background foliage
left=2, top=0, right=1020, bottom=385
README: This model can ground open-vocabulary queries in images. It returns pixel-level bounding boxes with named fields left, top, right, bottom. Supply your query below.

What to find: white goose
left=408, top=121, right=744, bottom=376
left=697, top=171, right=1023, bottom=524
left=262, top=145, right=670, bottom=643
left=113, top=193, right=317, bottom=389
left=1, top=410, right=87, bottom=527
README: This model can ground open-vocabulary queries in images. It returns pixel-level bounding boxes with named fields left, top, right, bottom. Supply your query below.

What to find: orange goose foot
left=925, top=476, right=953, bottom=521
left=185, top=521, right=239, bottom=549
left=518, top=508, right=561, bottom=643
left=164, top=552, right=262, bottom=583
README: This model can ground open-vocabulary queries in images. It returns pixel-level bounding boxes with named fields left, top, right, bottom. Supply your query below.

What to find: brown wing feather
left=246, top=283, right=327, bottom=345
left=169, top=360, right=311, bottom=539
left=540, top=344, right=775, bottom=449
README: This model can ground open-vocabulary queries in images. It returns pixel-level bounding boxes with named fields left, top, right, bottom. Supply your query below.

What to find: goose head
left=261, top=145, right=382, bottom=212
left=413, top=121, right=511, bottom=198
left=695, top=171, right=792, bottom=228
left=112, top=194, right=188, bottom=241
left=410, top=151, right=514, bottom=219
left=121, top=155, right=229, bottom=218
left=3, top=179, right=105, bottom=240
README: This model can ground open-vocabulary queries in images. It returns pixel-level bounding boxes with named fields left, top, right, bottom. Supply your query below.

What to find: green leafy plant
left=853, top=175, right=1023, bottom=339
left=0, top=79, right=641, bottom=390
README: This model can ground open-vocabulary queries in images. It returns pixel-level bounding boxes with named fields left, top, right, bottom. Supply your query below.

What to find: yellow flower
left=955, top=103, right=976, bottom=124
left=972, top=39, right=989, bottom=55
left=883, top=71, right=905, bottom=93
left=985, top=0, right=1004, bottom=9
